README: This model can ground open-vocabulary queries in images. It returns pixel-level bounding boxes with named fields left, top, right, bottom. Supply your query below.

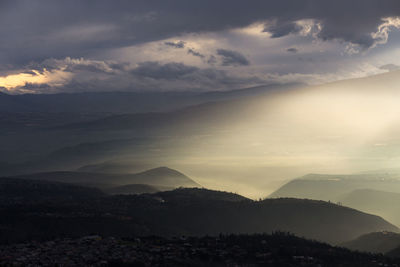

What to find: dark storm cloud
left=207, top=55, right=218, bottom=65
left=131, top=62, right=198, bottom=80
left=22, top=70, right=39, bottom=75
left=128, top=62, right=263, bottom=90
left=16, top=59, right=263, bottom=93
left=64, top=61, right=128, bottom=74
left=217, top=49, right=250, bottom=66
left=187, top=49, right=205, bottom=59
left=287, top=48, right=299, bottom=53
left=164, top=41, right=186, bottom=48
left=20, top=83, right=52, bottom=90
left=1, top=0, right=400, bottom=69
left=129, top=61, right=262, bottom=87
left=26, top=58, right=128, bottom=75
left=265, top=22, right=302, bottom=38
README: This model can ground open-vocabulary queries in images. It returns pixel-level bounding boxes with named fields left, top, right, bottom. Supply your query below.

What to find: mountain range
left=0, top=84, right=298, bottom=114
left=269, top=171, right=400, bottom=229
left=3, top=71, right=400, bottom=195
left=0, top=176, right=396, bottom=245
left=340, top=189, right=400, bottom=227
left=8, top=167, right=200, bottom=193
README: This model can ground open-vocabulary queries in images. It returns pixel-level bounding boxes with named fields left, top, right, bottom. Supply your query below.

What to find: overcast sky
left=1, top=0, right=400, bottom=94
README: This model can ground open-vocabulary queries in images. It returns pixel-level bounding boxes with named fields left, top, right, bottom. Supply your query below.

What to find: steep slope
left=126, top=167, right=200, bottom=187
left=133, top=189, right=398, bottom=244
left=341, top=232, right=400, bottom=254
left=339, top=189, right=400, bottom=226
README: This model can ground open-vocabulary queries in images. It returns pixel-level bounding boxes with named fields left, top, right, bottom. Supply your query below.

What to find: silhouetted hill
left=129, top=167, right=200, bottom=187
left=0, top=177, right=104, bottom=203
left=269, top=173, right=400, bottom=201
left=0, top=187, right=397, bottom=244
left=103, top=190, right=398, bottom=244
left=10, top=167, right=200, bottom=189
left=339, top=189, right=400, bottom=226
left=156, top=187, right=250, bottom=202
left=243, top=198, right=398, bottom=244
left=341, top=231, right=400, bottom=254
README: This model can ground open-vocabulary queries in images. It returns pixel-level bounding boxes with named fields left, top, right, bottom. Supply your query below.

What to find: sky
left=1, top=0, right=400, bottom=94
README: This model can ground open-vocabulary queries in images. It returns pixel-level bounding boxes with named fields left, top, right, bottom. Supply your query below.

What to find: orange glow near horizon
left=0, top=69, right=71, bottom=92
left=0, top=70, right=46, bottom=90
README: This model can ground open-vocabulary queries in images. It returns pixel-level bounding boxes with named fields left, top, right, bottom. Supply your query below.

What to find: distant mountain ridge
left=341, top=231, right=400, bottom=254
left=156, top=187, right=250, bottom=202
left=339, top=189, right=400, bottom=226
left=0, top=182, right=397, bottom=245
left=0, top=84, right=299, bottom=113
left=269, top=173, right=400, bottom=202
left=268, top=172, right=400, bottom=228
left=0, top=177, right=104, bottom=203
left=8, top=167, right=200, bottom=191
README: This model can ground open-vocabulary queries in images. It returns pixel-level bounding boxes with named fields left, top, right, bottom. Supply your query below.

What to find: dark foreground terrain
left=1, top=233, right=400, bottom=267
left=0, top=178, right=397, bottom=245
left=1, top=176, right=400, bottom=266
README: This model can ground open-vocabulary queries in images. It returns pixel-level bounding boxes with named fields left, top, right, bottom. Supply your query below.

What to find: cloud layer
left=1, top=1, right=400, bottom=93
left=217, top=49, right=250, bottom=66
left=0, top=58, right=264, bottom=94
left=1, top=0, right=400, bottom=66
